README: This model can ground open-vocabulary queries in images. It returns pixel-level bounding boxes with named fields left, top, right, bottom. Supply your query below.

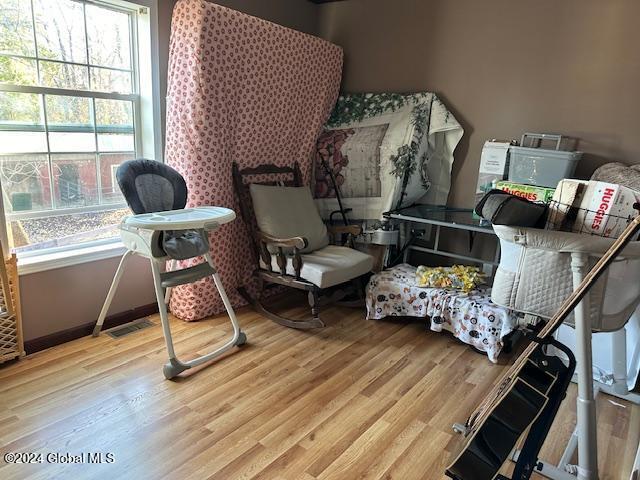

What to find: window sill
left=18, top=241, right=127, bottom=275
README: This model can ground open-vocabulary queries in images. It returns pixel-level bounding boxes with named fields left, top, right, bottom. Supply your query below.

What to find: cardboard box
left=545, top=179, right=587, bottom=231
left=475, top=141, right=510, bottom=211
left=547, top=179, right=640, bottom=237
left=495, top=181, right=555, bottom=204
left=578, top=181, right=639, bottom=237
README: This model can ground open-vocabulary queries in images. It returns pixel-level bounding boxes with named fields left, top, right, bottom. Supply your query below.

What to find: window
left=0, top=0, right=159, bottom=261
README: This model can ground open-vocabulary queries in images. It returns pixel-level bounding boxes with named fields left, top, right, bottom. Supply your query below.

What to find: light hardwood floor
left=0, top=299, right=638, bottom=480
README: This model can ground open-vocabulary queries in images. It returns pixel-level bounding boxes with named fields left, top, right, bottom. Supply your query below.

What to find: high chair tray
left=123, top=206, right=236, bottom=230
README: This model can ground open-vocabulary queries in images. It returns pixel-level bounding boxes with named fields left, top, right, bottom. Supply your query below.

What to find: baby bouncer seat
left=93, top=159, right=246, bottom=379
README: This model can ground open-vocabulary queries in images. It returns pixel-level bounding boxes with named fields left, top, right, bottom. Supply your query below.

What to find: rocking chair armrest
left=326, top=224, right=362, bottom=237
left=256, top=231, right=306, bottom=280
left=257, top=231, right=308, bottom=250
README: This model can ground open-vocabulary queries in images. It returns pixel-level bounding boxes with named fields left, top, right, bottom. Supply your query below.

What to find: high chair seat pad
left=260, top=245, right=373, bottom=288
left=117, top=158, right=188, bottom=214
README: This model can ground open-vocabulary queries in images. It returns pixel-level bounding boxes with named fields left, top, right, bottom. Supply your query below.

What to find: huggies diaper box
left=494, top=180, right=555, bottom=204
left=547, top=179, right=640, bottom=238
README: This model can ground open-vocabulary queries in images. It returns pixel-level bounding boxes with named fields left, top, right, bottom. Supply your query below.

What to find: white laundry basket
left=491, top=225, right=640, bottom=332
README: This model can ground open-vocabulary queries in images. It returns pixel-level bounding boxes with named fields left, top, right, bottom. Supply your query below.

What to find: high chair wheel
left=235, top=331, right=247, bottom=346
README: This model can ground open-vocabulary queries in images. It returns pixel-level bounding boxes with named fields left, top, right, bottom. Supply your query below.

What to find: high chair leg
left=164, top=259, right=177, bottom=305
left=150, top=255, right=246, bottom=380
left=204, top=253, right=244, bottom=342
left=93, top=250, right=133, bottom=337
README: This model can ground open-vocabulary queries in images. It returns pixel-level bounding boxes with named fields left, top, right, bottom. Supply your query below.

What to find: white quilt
left=314, top=93, right=463, bottom=220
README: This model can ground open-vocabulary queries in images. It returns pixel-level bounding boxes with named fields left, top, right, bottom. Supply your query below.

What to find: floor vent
left=107, top=318, right=154, bottom=338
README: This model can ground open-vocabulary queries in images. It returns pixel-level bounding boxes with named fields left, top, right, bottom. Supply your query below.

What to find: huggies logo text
left=591, top=188, right=615, bottom=231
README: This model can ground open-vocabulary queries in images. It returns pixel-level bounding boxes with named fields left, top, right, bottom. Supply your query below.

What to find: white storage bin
left=508, top=133, right=582, bottom=188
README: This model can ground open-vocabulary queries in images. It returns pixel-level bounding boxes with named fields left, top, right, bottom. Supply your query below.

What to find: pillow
left=249, top=184, right=329, bottom=254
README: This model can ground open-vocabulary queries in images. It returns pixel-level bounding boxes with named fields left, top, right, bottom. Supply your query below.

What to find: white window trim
left=18, top=238, right=126, bottom=275
left=0, top=0, right=162, bottom=275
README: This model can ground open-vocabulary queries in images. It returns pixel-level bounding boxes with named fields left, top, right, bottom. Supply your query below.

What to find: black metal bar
left=318, top=150, right=349, bottom=225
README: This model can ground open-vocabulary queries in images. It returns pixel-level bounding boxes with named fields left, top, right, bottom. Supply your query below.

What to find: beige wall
left=318, top=0, right=640, bottom=207
left=21, top=256, right=156, bottom=340
left=21, top=0, right=320, bottom=342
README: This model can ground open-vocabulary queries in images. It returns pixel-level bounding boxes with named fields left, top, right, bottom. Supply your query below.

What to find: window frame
left=0, top=84, right=140, bottom=210
left=0, top=0, right=161, bottom=274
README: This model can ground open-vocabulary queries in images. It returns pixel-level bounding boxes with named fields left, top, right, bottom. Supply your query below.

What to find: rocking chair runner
left=232, top=161, right=373, bottom=329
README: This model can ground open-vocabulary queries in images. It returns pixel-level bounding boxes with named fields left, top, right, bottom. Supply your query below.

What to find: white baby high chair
left=93, top=159, right=246, bottom=380
left=492, top=225, right=640, bottom=480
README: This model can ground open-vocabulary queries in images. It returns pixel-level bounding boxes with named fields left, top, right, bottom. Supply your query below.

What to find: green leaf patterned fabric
left=315, top=92, right=463, bottom=220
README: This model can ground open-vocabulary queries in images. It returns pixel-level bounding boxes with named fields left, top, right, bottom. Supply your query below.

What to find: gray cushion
left=134, top=174, right=176, bottom=213
left=162, top=229, right=209, bottom=260
left=250, top=184, right=329, bottom=253
left=260, top=245, right=373, bottom=288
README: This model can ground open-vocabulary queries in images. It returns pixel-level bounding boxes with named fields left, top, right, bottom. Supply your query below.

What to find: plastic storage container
left=508, top=133, right=582, bottom=188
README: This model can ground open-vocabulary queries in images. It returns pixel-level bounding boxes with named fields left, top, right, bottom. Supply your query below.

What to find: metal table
left=384, top=204, right=500, bottom=275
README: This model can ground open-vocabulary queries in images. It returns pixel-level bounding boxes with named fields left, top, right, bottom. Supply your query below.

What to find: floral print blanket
left=165, top=0, right=342, bottom=320
left=366, top=264, right=519, bottom=362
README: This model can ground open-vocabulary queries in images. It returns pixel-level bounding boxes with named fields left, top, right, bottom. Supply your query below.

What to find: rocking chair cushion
left=249, top=184, right=329, bottom=253
left=260, top=245, right=373, bottom=288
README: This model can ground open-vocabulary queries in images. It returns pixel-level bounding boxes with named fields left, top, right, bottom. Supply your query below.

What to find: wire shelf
left=545, top=181, right=639, bottom=238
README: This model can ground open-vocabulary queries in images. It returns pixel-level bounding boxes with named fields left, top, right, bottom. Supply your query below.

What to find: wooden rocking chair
left=232, top=161, right=373, bottom=329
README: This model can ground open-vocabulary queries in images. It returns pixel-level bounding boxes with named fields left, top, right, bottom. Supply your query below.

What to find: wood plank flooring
left=0, top=299, right=637, bottom=479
